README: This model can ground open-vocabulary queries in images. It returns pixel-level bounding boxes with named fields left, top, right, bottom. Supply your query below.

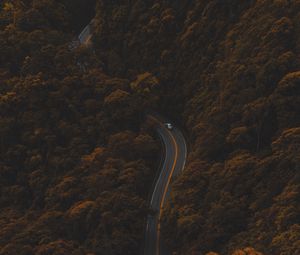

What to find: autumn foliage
left=0, top=1, right=160, bottom=254
left=1, top=0, right=300, bottom=255
left=92, top=0, right=300, bottom=254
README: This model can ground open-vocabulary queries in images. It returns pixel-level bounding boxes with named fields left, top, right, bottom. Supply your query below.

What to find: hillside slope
left=93, top=1, right=300, bottom=254
left=1, top=0, right=300, bottom=254
left=0, top=1, right=160, bottom=254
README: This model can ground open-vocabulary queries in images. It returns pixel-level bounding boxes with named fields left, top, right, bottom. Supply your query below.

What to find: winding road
left=77, top=23, right=188, bottom=255
left=145, top=116, right=187, bottom=255
left=78, top=21, right=93, bottom=44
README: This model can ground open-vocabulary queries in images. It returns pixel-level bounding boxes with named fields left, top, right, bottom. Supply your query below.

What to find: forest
left=1, top=0, right=300, bottom=255
left=0, top=0, right=161, bottom=254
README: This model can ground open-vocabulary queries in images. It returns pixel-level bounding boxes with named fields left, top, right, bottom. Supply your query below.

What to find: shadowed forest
left=1, top=0, right=300, bottom=255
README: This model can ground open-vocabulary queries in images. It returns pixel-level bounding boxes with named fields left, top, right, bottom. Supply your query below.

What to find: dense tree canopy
left=91, top=0, right=300, bottom=254
left=1, top=0, right=300, bottom=254
left=0, top=1, right=160, bottom=254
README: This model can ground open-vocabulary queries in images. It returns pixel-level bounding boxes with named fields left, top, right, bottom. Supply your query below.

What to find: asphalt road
left=78, top=23, right=92, bottom=44
left=76, top=23, right=188, bottom=255
left=77, top=19, right=96, bottom=45
left=145, top=116, right=187, bottom=255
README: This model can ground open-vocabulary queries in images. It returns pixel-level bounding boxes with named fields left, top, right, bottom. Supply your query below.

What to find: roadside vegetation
left=0, top=1, right=159, bottom=254
left=93, top=1, right=300, bottom=255
left=1, top=0, right=300, bottom=255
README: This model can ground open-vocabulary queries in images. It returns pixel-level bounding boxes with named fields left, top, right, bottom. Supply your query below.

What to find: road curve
left=78, top=20, right=94, bottom=44
left=145, top=115, right=187, bottom=255
left=76, top=23, right=188, bottom=255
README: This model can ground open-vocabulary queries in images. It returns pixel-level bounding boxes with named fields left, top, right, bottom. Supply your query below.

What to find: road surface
left=145, top=115, right=187, bottom=255
left=71, top=19, right=95, bottom=48
left=76, top=23, right=188, bottom=255
left=78, top=22, right=93, bottom=44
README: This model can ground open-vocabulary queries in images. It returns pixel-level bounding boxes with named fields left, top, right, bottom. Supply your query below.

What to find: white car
left=165, top=123, right=173, bottom=130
